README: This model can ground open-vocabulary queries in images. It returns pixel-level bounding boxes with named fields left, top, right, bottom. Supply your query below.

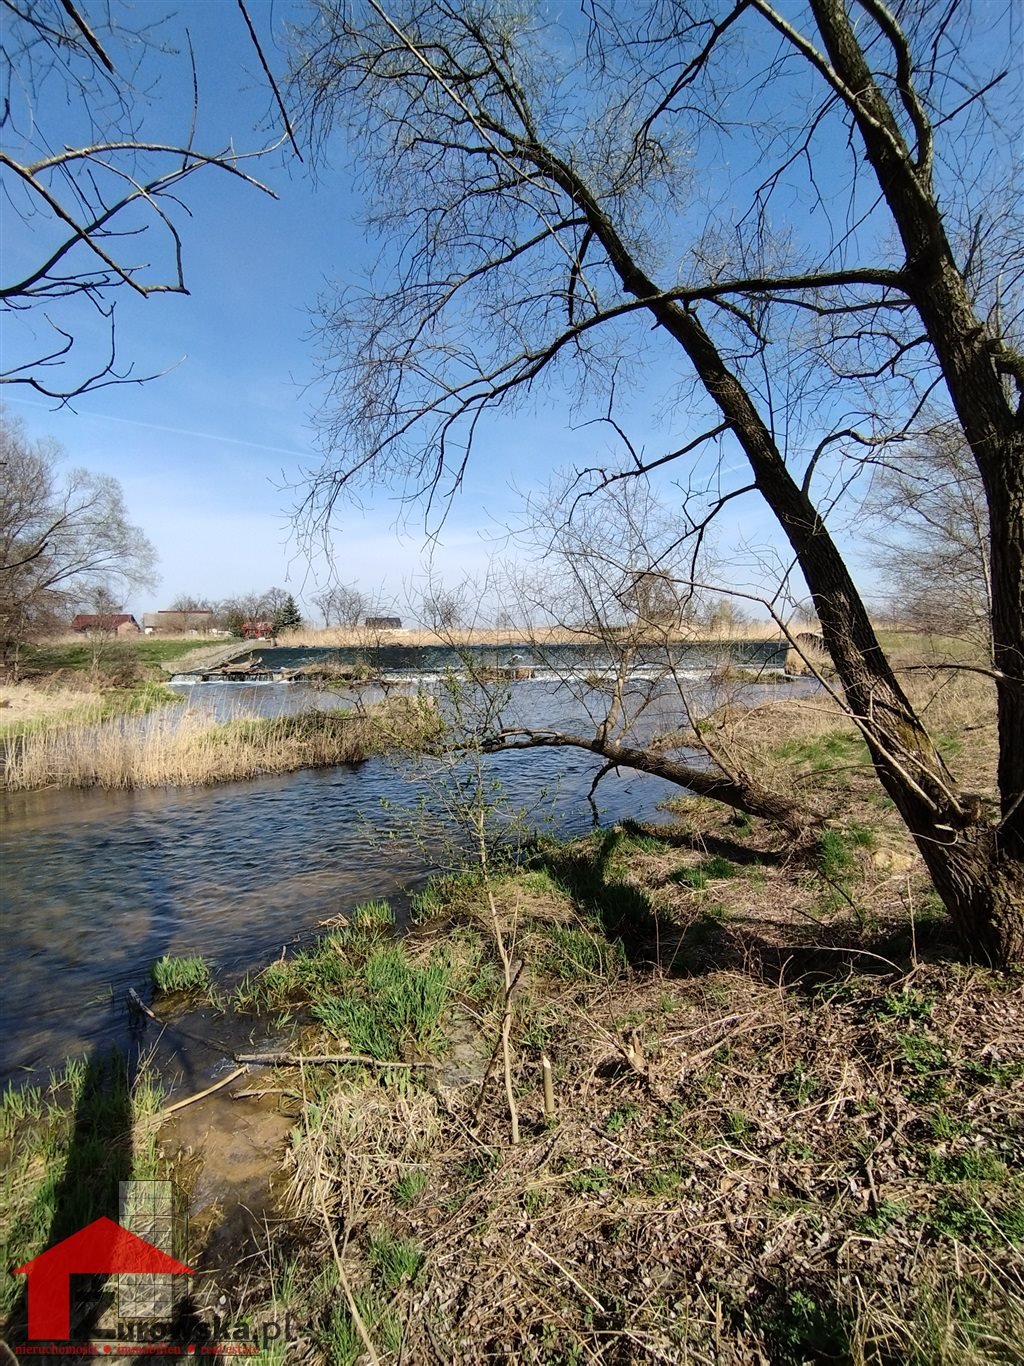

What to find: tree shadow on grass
left=530, top=824, right=970, bottom=990
left=618, top=817, right=792, bottom=868
left=531, top=827, right=665, bottom=969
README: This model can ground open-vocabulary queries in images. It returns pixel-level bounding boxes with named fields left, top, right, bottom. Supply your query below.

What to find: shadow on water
left=1, top=852, right=238, bottom=1358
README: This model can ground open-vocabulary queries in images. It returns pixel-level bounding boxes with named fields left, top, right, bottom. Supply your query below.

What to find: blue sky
left=7, top=0, right=999, bottom=623
left=2, top=0, right=804, bottom=622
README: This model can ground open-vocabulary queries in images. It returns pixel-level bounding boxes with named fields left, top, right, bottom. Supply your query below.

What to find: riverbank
left=0, top=678, right=182, bottom=741
left=2, top=679, right=1018, bottom=1361
left=0, top=636, right=220, bottom=740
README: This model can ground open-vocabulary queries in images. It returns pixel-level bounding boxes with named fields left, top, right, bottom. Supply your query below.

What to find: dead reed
left=2, top=696, right=438, bottom=791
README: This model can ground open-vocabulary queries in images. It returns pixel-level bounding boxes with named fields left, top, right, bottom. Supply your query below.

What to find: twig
left=236, top=1051, right=441, bottom=1069
left=161, top=1065, right=247, bottom=1114
left=233, top=1087, right=301, bottom=1101
left=487, top=888, right=521, bottom=1144
left=299, top=1060, right=380, bottom=1365
left=527, top=1240, right=605, bottom=1313
left=541, top=1054, right=556, bottom=1118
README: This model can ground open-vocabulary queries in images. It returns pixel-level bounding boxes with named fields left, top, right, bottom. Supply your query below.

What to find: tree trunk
left=488, top=729, right=818, bottom=835
left=916, top=826, right=1024, bottom=966
left=517, top=16, right=1024, bottom=961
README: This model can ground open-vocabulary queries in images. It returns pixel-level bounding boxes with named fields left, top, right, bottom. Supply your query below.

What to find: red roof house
left=70, top=614, right=141, bottom=635
left=14, top=1215, right=193, bottom=1340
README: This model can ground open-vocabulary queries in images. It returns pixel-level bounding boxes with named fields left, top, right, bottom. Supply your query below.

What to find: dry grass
left=2, top=696, right=438, bottom=791
left=0, top=679, right=107, bottom=728
left=219, top=839, right=1022, bottom=1365
left=187, top=683, right=1021, bottom=1364
left=276, top=621, right=787, bottom=649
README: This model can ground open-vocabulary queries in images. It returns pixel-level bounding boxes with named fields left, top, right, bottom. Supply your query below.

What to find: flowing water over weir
left=1, top=641, right=794, bottom=1081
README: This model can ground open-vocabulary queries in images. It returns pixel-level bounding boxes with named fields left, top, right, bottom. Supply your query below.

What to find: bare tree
left=487, top=479, right=812, bottom=828
left=866, top=423, right=993, bottom=657
left=421, top=587, right=464, bottom=632
left=312, top=581, right=367, bottom=628
left=292, top=0, right=1024, bottom=963
left=2, top=0, right=287, bottom=399
left=0, top=410, right=157, bottom=666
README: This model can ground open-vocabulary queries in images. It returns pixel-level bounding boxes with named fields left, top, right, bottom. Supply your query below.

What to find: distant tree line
left=165, top=590, right=303, bottom=636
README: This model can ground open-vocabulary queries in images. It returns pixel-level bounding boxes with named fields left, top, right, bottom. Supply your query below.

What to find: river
left=0, top=641, right=798, bottom=1081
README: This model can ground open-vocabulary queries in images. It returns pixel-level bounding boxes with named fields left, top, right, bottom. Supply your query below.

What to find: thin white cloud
left=4, top=396, right=313, bottom=460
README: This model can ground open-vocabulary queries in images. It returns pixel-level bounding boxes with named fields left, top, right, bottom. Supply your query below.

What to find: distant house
left=241, top=620, right=275, bottom=639
left=71, top=613, right=140, bottom=635
left=364, top=616, right=402, bottom=630
left=143, top=609, right=215, bottom=635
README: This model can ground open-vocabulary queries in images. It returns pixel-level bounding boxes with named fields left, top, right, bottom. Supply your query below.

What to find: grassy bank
left=1, top=636, right=206, bottom=742
left=2, top=697, right=438, bottom=791
left=13, top=637, right=213, bottom=677
left=189, top=816, right=1022, bottom=1364
left=0, top=678, right=182, bottom=742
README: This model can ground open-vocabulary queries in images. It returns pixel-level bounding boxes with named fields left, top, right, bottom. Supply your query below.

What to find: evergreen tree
left=271, top=594, right=302, bottom=633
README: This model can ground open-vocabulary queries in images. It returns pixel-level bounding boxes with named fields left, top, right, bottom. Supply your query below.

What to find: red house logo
left=14, top=1216, right=193, bottom=1340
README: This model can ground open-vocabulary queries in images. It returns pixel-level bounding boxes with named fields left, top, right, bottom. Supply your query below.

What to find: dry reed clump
left=2, top=696, right=439, bottom=791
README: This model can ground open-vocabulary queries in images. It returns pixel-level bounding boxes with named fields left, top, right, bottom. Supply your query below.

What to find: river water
left=1, top=641, right=796, bottom=1081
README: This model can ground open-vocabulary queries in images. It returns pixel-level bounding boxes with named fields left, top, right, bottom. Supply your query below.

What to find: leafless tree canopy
left=1, top=0, right=286, bottom=400
left=421, top=587, right=464, bottom=630
left=867, top=422, right=993, bottom=654
left=0, top=409, right=157, bottom=661
left=290, top=0, right=1024, bottom=963
left=312, top=581, right=367, bottom=627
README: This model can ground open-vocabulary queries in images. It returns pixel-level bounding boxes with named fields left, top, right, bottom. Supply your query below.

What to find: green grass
left=566, top=1165, right=612, bottom=1195
left=349, top=898, right=394, bottom=930
left=774, top=729, right=869, bottom=771
left=816, top=828, right=857, bottom=880
left=605, top=1104, right=640, bottom=1136
left=408, top=868, right=484, bottom=922
left=642, top=1165, right=688, bottom=1197
left=926, top=1149, right=1006, bottom=1184
left=312, top=946, right=454, bottom=1059
left=856, top=1199, right=908, bottom=1236
left=368, top=1231, right=424, bottom=1289
left=0, top=1052, right=167, bottom=1323
left=898, top=1033, right=948, bottom=1075
left=926, top=1189, right=1024, bottom=1247
left=0, top=680, right=182, bottom=741
left=537, top=923, right=626, bottom=981
left=722, top=1110, right=755, bottom=1141
left=319, top=1290, right=403, bottom=1365
left=876, top=988, right=934, bottom=1020
left=231, top=925, right=387, bottom=1014
left=671, top=855, right=738, bottom=890
left=150, top=953, right=212, bottom=994
left=393, top=1170, right=429, bottom=1206
left=17, top=639, right=208, bottom=675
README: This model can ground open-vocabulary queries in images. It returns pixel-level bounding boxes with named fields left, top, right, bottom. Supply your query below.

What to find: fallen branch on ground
left=235, top=1051, right=442, bottom=1069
